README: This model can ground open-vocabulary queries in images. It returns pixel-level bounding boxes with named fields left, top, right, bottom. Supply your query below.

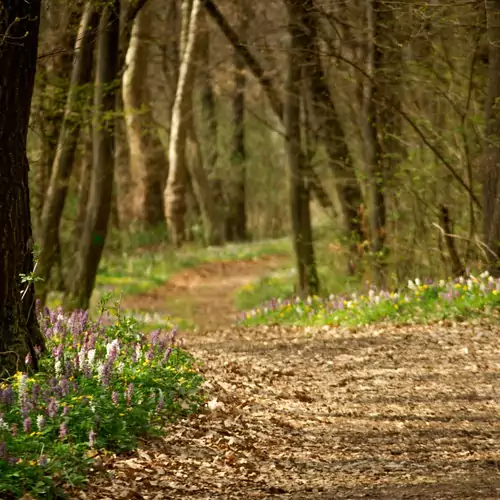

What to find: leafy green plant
left=0, top=306, right=204, bottom=499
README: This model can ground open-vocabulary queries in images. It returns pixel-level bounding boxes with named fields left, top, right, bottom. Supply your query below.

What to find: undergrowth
left=238, top=271, right=500, bottom=327
left=0, top=303, right=204, bottom=499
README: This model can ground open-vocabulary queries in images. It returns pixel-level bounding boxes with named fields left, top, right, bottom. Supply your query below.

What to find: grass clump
left=0, top=304, right=204, bottom=499
left=238, top=271, right=500, bottom=327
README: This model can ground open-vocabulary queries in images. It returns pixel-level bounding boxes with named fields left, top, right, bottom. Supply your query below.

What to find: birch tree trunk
left=165, top=0, right=222, bottom=246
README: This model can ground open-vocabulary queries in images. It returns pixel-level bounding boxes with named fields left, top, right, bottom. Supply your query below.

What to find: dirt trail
left=80, top=322, right=500, bottom=499
left=120, top=254, right=287, bottom=331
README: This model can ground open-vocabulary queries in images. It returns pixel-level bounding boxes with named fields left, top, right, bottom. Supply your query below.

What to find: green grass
left=238, top=273, right=500, bottom=327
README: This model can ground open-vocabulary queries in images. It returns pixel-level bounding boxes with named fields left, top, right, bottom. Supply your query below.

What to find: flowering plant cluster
left=238, top=271, right=500, bottom=327
left=0, top=306, right=204, bottom=498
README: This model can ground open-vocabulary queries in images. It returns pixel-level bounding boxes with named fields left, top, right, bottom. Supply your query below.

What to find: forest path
left=80, top=322, right=500, bottom=499
left=119, top=254, right=287, bottom=331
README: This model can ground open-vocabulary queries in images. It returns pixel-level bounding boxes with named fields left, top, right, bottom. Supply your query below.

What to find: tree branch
left=202, top=0, right=283, bottom=119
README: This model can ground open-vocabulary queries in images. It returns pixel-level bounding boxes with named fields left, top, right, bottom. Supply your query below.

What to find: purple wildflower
left=59, top=422, right=68, bottom=440
left=52, top=344, right=63, bottom=361
left=97, top=362, right=112, bottom=386
left=89, top=428, right=96, bottom=448
left=32, top=383, right=40, bottom=405
left=3, top=385, right=14, bottom=405
left=156, top=393, right=165, bottom=412
left=59, top=378, right=69, bottom=397
left=47, top=397, right=58, bottom=418
left=151, top=329, right=160, bottom=345
left=162, top=347, right=172, bottom=364
left=112, top=391, right=119, bottom=406
left=10, top=424, right=17, bottom=437
left=62, top=405, right=69, bottom=417
left=25, top=352, right=32, bottom=366
left=170, top=326, right=178, bottom=345
left=39, top=455, right=47, bottom=467
left=126, top=383, right=134, bottom=406
left=23, top=417, right=31, bottom=434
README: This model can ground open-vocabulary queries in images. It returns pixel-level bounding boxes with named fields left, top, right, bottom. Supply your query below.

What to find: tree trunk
left=483, top=0, right=500, bottom=272
left=73, top=126, right=93, bottom=258
left=198, top=11, right=224, bottom=226
left=164, top=0, right=192, bottom=247
left=292, top=0, right=366, bottom=274
left=225, top=6, right=248, bottom=242
left=0, top=0, right=45, bottom=377
left=31, top=1, right=84, bottom=230
left=67, top=1, right=120, bottom=309
left=123, top=0, right=167, bottom=228
left=285, top=1, right=320, bottom=297
left=165, top=0, right=222, bottom=246
left=364, top=0, right=387, bottom=286
left=36, top=3, right=98, bottom=305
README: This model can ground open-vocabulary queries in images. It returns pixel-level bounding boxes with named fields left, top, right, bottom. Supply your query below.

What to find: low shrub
left=0, top=305, right=204, bottom=499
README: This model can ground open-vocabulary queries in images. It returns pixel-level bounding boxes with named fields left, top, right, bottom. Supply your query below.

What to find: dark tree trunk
left=67, top=1, right=120, bottom=309
left=364, top=0, right=387, bottom=286
left=483, top=0, right=500, bottom=272
left=226, top=11, right=248, bottom=242
left=36, top=3, right=99, bottom=305
left=0, top=0, right=45, bottom=377
left=285, top=0, right=319, bottom=297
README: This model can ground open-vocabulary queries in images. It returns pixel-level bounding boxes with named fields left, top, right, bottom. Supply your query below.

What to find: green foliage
left=0, top=308, right=204, bottom=499
left=238, top=271, right=500, bottom=327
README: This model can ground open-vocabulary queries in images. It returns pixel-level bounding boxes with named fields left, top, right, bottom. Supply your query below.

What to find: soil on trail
left=78, top=322, right=500, bottom=500
left=120, top=254, right=286, bottom=331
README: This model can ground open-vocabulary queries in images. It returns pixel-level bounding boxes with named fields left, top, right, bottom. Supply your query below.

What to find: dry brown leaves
left=71, top=321, right=500, bottom=499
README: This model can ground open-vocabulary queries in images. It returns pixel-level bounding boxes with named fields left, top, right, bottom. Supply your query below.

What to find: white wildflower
left=54, top=360, right=63, bottom=377
left=87, top=349, right=96, bottom=368
left=0, top=416, right=10, bottom=431
left=78, top=348, right=86, bottom=370
left=97, top=363, right=106, bottom=382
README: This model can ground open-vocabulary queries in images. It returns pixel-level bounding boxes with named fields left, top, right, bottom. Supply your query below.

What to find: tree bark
left=483, top=0, right=500, bottom=272
left=225, top=6, right=248, bottom=242
left=36, top=3, right=98, bottom=305
left=164, top=0, right=192, bottom=247
left=67, top=1, right=120, bottom=309
left=123, top=0, right=167, bottom=227
left=285, top=1, right=320, bottom=296
left=31, top=1, right=84, bottom=230
left=165, top=0, right=223, bottom=246
left=0, top=0, right=45, bottom=377
left=364, top=0, right=387, bottom=286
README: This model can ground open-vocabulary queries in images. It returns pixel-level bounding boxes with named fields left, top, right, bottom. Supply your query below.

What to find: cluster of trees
left=2, top=0, right=500, bottom=375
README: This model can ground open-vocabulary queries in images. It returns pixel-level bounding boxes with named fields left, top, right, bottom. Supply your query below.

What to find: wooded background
left=27, top=0, right=500, bottom=308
